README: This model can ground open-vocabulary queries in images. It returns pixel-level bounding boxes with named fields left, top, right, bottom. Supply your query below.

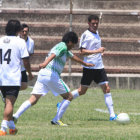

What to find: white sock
left=13, top=100, right=31, bottom=119
left=1, top=120, right=9, bottom=132
left=71, top=89, right=79, bottom=99
left=8, top=120, right=15, bottom=129
left=104, top=93, right=115, bottom=117
left=53, top=99, right=70, bottom=121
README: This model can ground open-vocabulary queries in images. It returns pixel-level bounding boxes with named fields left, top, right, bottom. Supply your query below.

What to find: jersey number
left=0, top=49, right=11, bottom=64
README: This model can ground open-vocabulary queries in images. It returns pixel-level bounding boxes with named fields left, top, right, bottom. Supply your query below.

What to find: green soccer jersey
left=39, top=42, right=73, bottom=76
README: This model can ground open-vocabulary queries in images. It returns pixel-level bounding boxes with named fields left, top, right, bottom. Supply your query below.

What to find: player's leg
left=13, top=74, right=49, bottom=123
left=20, top=82, right=27, bottom=90
left=57, top=68, right=91, bottom=111
left=98, top=69, right=117, bottom=120
left=13, top=94, right=42, bottom=123
left=57, top=85, right=88, bottom=111
left=51, top=92, right=73, bottom=126
left=72, top=85, right=88, bottom=99
left=0, top=86, right=19, bottom=136
left=49, top=78, right=73, bottom=126
left=20, top=70, right=28, bottom=90
left=100, top=83, right=117, bottom=120
left=70, top=68, right=92, bottom=100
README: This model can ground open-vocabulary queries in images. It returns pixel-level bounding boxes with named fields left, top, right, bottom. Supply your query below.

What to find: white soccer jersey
left=0, top=36, right=29, bottom=86
left=39, top=42, right=73, bottom=76
left=21, top=36, right=34, bottom=71
left=26, top=36, right=34, bottom=54
left=79, top=30, right=104, bottom=69
left=34, top=42, right=72, bottom=96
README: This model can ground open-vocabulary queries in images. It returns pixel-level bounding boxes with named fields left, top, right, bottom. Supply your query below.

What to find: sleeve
left=79, top=33, right=90, bottom=49
left=29, top=39, right=34, bottom=54
left=50, top=43, right=67, bottom=57
left=67, top=51, right=74, bottom=58
left=20, top=39, right=29, bottom=59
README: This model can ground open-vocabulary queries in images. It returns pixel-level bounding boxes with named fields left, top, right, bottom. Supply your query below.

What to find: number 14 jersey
left=0, top=36, right=29, bottom=86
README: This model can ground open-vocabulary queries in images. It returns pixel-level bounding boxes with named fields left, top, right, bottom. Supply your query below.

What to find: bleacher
left=1, top=0, right=140, bottom=89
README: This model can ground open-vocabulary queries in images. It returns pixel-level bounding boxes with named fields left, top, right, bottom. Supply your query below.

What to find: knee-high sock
left=53, top=99, right=70, bottom=121
left=1, top=120, right=9, bottom=132
left=71, top=89, right=79, bottom=99
left=13, top=100, right=31, bottom=119
left=56, top=90, right=79, bottom=113
left=104, top=93, right=115, bottom=117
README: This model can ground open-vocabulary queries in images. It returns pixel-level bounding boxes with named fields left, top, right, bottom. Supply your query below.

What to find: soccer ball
left=116, top=113, right=130, bottom=124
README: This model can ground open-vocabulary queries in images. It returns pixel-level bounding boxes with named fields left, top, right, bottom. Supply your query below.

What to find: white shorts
left=31, top=74, right=70, bottom=96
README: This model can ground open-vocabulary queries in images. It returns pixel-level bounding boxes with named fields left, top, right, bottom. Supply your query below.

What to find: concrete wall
left=1, top=0, right=140, bottom=10
left=28, top=74, right=140, bottom=90
left=1, top=0, right=140, bottom=90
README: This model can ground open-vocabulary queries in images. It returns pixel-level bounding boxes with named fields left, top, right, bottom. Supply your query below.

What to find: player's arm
left=22, top=57, right=34, bottom=80
left=80, top=47, right=105, bottom=55
left=39, top=53, right=56, bottom=69
left=71, top=55, right=94, bottom=67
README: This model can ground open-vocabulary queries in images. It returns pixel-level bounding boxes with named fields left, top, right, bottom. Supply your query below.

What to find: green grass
left=0, top=88, right=140, bottom=140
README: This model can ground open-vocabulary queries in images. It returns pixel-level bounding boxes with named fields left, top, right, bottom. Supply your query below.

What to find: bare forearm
left=39, top=53, right=56, bottom=69
left=71, top=55, right=94, bottom=67
left=71, top=55, right=87, bottom=65
left=23, top=58, right=32, bottom=75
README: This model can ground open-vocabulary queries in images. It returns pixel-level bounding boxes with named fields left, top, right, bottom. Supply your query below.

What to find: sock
left=1, top=120, right=9, bottom=132
left=104, top=93, right=115, bottom=117
left=57, top=102, right=61, bottom=113
left=8, top=120, right=15, bottom=129
left=53, top=99, right=70, bottom=121
left=13, top=100, right=31, bottom=119
left=71, top=89, right=79, bottom=99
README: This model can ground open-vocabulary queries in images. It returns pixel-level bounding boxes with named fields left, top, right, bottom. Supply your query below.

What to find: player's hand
left=98, top=47, right=105, bottom=53
left=28, top=73, right=34, bottom=81
left=39, top=63, right=45, bottom=69
left=84, top=63, right=94, bottom=67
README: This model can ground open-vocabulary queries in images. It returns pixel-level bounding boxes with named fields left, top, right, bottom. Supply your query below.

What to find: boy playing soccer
left=13, top=31, right=94, bottom=126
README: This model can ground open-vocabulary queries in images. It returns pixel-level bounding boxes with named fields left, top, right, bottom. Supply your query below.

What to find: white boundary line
left=95, top=108, right=109, bottom=114
left=95, top=108, right=140, bottom=116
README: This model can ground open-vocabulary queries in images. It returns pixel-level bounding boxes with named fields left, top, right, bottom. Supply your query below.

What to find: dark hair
left=21, top=23, right=29, bottom=31
left=62, top=31, right=78, bottom=44
left=5, top=19, right=21, bottom=35
left=88, top=15, right=99, bottom=22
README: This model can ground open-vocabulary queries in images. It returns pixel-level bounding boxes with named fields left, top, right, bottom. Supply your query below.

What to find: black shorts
left=81, top=68, right=108, bottom=86
left=21, top=70, right=28, bottom=82
left=0, top=86, right=20, bottom=98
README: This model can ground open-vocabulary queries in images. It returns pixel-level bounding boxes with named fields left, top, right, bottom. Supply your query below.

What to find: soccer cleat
left=9, top=128, right=18, bottom=135
left=51, top=120, right=68, bottom=126
left=109, top=114, right=117, bottom=121
left=56, top=102, right=61, bottom=112
left=12, top=116, right=18, bottom=124
left=0, top=130, right=7, bottom=136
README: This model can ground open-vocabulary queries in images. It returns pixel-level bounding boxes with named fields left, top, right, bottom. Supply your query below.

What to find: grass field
left=0, top=87, right=140, bottom=140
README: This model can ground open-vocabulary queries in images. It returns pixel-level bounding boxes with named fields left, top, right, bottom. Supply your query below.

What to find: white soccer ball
left=116, top=113, right=130, bottom=124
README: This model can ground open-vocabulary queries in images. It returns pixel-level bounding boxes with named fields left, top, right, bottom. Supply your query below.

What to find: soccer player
left=0, top=19, right=33, bottom=136
left=13, top=31, right=94, bottom=126
left=20, top=23, right=35, bottom=90
left=0, top=23, right=34, bottom=103
left=57, top=15, right=117, bottom=121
